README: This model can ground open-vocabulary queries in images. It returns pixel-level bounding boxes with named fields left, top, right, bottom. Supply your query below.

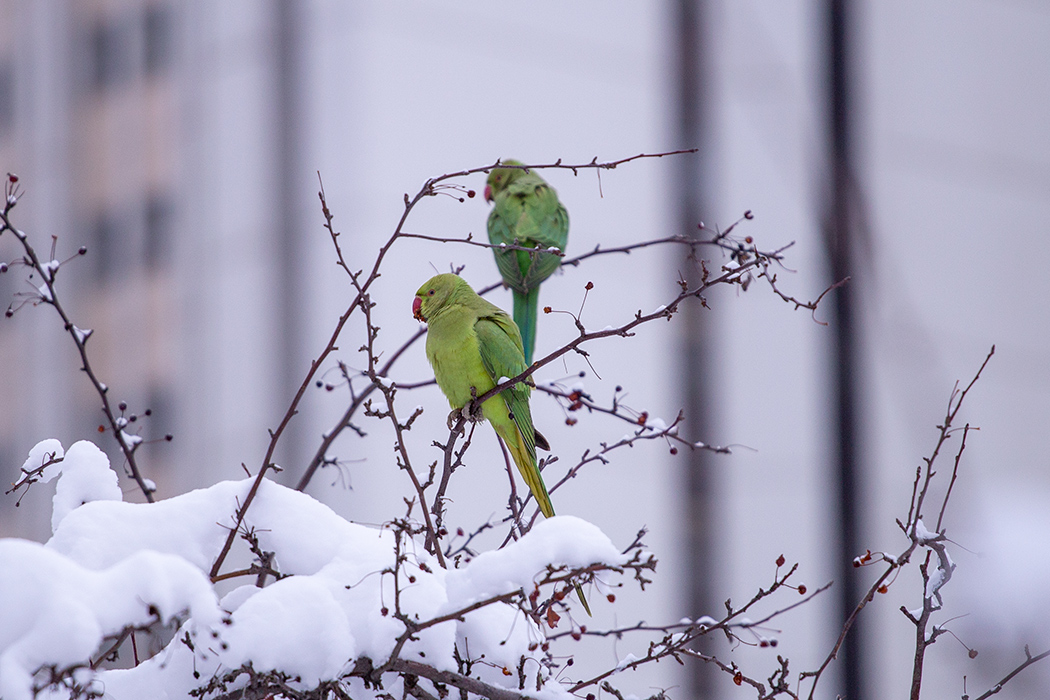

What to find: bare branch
left=971, top=646, right=1050, bottom=700
left=0, top=175, right=156, bottom=502
left=802, top=348, right=995, bottom=699
left=389, top=658, right=528, bottom=700
left=400, top=231, right=566, bottom=257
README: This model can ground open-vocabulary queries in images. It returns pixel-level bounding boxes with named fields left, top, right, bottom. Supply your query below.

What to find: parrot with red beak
left=413, top=272, right=590, bottom=614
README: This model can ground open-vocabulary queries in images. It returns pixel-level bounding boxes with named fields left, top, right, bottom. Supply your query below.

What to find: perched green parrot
left=413, top=273, right=590, bottom=614
left=485, top=161, right=569, bottom=365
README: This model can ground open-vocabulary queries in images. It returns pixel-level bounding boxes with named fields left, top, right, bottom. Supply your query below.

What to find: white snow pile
left=1, top=439, right=625, bottom=700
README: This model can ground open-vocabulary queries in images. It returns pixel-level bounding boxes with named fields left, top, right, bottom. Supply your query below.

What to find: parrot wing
left=488, top=175, right=568, bottom=293
left=474, top=313, right=537, bottom=459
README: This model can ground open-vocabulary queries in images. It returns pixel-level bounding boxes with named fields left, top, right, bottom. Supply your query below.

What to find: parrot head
left=413, top=273, right=465, bottom=322
left=484, top=160, right=526, bottom=203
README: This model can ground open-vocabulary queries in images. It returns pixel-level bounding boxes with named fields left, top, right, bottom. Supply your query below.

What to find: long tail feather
left=503, top=429, right=554, bottom=518
left=513, top=286, right=540, bottom=365
left=575, top=584, right=592, bottom=615
left=501, top=429, right=591, bottom=615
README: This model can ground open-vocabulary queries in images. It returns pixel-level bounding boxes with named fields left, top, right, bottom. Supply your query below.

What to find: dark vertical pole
left=274, top=0, right=305, bottom=475
left=825, top=1, right=866, bottom=698
left=672, top=1, right=716, bottom=699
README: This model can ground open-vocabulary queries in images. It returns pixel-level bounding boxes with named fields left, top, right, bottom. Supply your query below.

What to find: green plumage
left=413, top=273, right=590, bottom=614
left=415, top=273, right=552, bottom=516
left=485, top=161, right=569, bottom=365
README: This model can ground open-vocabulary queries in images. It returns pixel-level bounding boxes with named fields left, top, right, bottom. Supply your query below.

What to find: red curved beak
left=412, top=296, right=424, bottom=321
left=484, top=185, right=493, bottom=203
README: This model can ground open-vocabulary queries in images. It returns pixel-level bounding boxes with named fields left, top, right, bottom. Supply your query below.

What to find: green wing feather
left=474, top=313, right=554, bottom=518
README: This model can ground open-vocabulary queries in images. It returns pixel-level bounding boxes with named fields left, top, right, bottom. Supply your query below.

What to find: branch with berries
left=1, top=174, right=165, bottom=503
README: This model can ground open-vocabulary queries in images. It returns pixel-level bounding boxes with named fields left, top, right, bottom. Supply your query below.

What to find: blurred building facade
left=0, top=1, right=305, bottom=524
left=1, top=1, right=184, bottom=532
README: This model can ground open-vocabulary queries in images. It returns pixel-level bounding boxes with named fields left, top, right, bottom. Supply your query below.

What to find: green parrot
left=485, top=160, right=569, bottom=365
left=413, top=273, right=590, bottom=614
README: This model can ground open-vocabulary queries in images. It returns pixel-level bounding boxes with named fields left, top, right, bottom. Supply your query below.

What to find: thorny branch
left=496, top=409, right=727, bottom=548
left=400, top=230, right=567, bottom=257
left=463, top=247, right=771, bottom=416
left=429, top=413, right=478, bottom=537
left=6, top=450, right=63, bottom=503
left=969, top=645, right=1050, bottom=700
left=209, top=157, right=463, bottom=578
left=566, top=556, right=825, bottom=697
left=799, top=348, right=1012, bottom=700
left=537, top=381, right=732, bottom=453
left=1, top=174, right=157, bottom=502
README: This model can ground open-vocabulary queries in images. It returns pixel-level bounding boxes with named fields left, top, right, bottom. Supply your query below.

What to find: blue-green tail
left=513, top=286, right=540, bottom=365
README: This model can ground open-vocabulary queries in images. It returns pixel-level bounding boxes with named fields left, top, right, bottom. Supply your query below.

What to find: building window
left=89, top=16, right=135, bottom=90
left=144, top=4, right=174, bottom=76
left=144, top=383, right=175, bottom=459
left=91, top=208, right=131, bottom=283
left=144, top=193, right=173, bottom=269
left=0, top=59, right=14, bottom=136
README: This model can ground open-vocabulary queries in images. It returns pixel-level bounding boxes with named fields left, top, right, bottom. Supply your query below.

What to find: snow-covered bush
left=6, top=439, right=637, bottom=700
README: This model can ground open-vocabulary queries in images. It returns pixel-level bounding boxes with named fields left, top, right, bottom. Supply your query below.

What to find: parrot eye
left=427, top=289, right=435, bottom=296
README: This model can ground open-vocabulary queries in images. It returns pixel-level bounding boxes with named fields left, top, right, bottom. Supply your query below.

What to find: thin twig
left=801, top=347, right=995, bottom=699
left=400, top=231, right=565, bottom=256
left=467, top=256, right=768, bottom=417
left=971, top=646, right=1050, bottom=700
left=0, top=176, right=155, bottom=501
left=210, top=167, right=441, bottom=578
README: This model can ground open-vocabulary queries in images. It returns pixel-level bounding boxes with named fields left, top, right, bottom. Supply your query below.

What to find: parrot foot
left=447, top=401, right=484, bottom=431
